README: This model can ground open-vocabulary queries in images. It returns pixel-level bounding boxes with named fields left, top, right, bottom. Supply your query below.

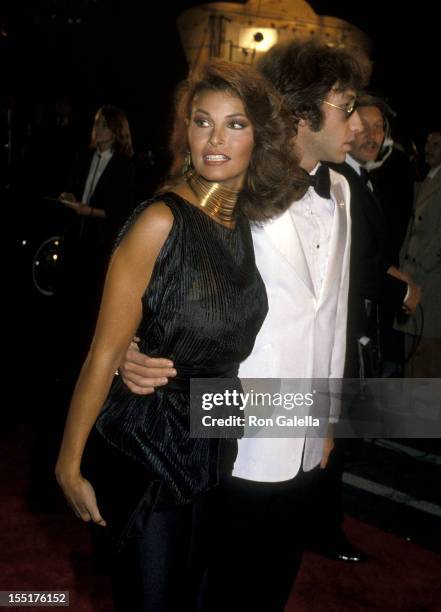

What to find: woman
left=55, top=60, right=307, bottom=611
left=60, top=105, right=135, bottom=232
left=59, top=104, right=136, bottom=270
left=58, top=106, right=136, bottom=377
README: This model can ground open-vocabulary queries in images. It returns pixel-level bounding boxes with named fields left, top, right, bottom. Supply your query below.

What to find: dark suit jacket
left=370, top=148, right=415, bottom=266
left=67, top=150, right=136, bottom=254
left=60, top=150, right=137, bottom=338
left=327, top=161, right=407, bottom=376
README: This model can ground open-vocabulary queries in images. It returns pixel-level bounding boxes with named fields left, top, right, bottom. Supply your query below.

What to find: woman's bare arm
left=55, top=202, right=173, bottom=523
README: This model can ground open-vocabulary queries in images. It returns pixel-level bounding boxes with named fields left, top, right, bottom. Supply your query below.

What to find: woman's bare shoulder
left=115, top=201, right=175, bottom=262
left=134, top=201, right=175, bottom=233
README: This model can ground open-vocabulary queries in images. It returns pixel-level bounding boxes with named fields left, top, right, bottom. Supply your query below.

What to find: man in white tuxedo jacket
left=120, top=41, right=364, bottom=611
left=234, top=167, right=351, bottom=482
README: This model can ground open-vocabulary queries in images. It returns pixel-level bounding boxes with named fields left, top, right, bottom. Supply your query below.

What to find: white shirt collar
left=345, top=154, right=362, bottom=175
left=428, top=165, right=440, bottom=179
left=95, top=148, right=113, bottom=161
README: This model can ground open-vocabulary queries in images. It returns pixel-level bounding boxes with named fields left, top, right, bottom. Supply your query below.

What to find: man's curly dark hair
left=258, top=40, right=366, bottom=133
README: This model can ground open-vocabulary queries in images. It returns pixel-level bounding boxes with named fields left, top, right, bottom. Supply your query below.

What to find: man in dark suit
left=309, top=94, right=420, bottom=563
left=349, top=94, right=416, bottom=373
left=333, top=93, right=421, bottom=379
left=332, top=162, right=416, bottom=379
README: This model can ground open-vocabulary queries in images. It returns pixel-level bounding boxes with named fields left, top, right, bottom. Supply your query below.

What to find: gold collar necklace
left=185, top=168, right=240, bottom=225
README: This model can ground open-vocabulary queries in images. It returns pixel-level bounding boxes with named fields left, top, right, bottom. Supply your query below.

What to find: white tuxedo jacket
left=234, top=168, right=351, bottom=481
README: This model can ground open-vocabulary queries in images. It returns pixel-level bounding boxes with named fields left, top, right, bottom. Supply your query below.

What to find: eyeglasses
left=319, top=99, right=358, bottom=117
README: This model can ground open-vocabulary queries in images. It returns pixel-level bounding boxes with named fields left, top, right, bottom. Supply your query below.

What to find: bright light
left=52, top=254, right=58, bottom=261
left=239, top=27, right=278, bottom=53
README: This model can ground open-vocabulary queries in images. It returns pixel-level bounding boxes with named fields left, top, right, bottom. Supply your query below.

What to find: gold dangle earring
left=182, top=150, right=192, bottom=175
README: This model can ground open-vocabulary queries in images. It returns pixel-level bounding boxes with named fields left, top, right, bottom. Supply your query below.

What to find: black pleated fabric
left=91, top=192, right=267, bottom=535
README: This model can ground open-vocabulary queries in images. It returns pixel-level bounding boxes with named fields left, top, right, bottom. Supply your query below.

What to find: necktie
left=360, top=166, right=376, bottom=193
left=359, top=166, right=370, bottom=185
left=309, top=164, right=331, bottom=199
left=85, top=153, right=102, bottom=204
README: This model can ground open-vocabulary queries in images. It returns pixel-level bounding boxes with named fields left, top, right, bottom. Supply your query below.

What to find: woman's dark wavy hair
left=258, top=40, right=366, bottom=132
left=91, top=105, right=134, bottom=157
left=167, top=59, right=308, bottom=222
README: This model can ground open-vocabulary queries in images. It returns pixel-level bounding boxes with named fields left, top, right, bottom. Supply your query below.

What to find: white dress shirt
left=81, top=148, right=113, bottom=204
left=427, top=164, right=440, bottom=180
left=290, top=164, right=335, bottom=296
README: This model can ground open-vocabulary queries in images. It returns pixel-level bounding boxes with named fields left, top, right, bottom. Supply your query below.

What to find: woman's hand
left=62, top=200, right=90, bottom=215
left=59, top=192, right=91, bottom=215
left=59, top=191, right=76, bottom=203
left=56, top=470, right=107, bottom=527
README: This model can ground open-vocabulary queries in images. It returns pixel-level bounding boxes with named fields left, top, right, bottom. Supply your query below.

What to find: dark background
left=2, top=1, right=440, bottom=566
left=2, top=0, right=439, bottom=175
left=3, top=0, right=438, bottom=385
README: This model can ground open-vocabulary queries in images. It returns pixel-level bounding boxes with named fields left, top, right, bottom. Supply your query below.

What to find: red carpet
left=1, top=426, right=440, bottom=611
left=289, top=517, right=441, bottom=611
left=0, top=427, right=113, bottom=611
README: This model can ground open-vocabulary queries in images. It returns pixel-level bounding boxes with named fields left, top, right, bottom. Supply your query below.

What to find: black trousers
left=87, top=427, right=319, bottom=611
left=205, top=467, right=321, bottom=612
left=105, top=496, right=212, bottom=612
left=306, top=437, right=365, bottom=550
left=84, top=429, right=213, bottom=612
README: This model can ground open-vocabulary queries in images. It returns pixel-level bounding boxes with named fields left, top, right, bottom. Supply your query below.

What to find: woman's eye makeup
left=193, top=115, right=211, bottom=127
left=193, top=115, right=249, bottom=129
left=228, top=119, right=248, bottom=129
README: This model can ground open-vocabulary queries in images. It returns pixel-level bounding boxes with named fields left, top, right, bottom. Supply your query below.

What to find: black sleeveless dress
left=84, top=192, right=268, bottom=543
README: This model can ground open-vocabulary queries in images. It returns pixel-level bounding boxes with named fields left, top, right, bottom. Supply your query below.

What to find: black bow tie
left=309, top=164, right=331, bottom=199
